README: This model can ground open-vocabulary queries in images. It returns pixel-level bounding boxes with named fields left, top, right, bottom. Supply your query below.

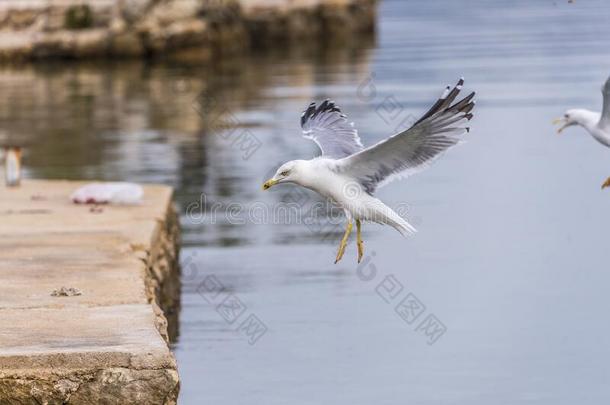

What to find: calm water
left=2, top=0, right=610, bottom=403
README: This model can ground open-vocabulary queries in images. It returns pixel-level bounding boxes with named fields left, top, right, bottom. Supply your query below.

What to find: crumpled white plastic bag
left=70, top=182, right=143, bottom=205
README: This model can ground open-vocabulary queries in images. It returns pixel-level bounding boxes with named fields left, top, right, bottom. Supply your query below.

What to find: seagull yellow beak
left=262, top=178, right=279, bottom=190
left=553, top=118, right=567, bottom=134
left=602, top=177, right=610, bottom=190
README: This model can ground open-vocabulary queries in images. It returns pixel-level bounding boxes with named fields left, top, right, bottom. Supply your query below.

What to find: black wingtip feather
left=449, top=92, right=475, bottom=113
left=461, top=102, right=475, bottom=115
left=301, top=102, right=317, bottom=127
left=301, top=99, right=345, bottom=128
left=413, top=78, right=467, bottom=126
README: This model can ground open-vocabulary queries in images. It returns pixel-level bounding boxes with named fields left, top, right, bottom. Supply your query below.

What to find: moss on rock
left=64, top=5, right=93, bottom=30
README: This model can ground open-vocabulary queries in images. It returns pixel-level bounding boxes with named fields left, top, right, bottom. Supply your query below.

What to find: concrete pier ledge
left=0, top=180, right=180, bottom=404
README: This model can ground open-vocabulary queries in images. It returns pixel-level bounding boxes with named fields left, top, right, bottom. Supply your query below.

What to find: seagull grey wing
left=335, top=78, right=475, bottom=194
left=599, top=75, right=610, bottom=129
left=301, top=100, right=364, bottom=159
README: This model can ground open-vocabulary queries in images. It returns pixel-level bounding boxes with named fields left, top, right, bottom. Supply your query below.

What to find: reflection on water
left=3, top=0, right=610, bottom=403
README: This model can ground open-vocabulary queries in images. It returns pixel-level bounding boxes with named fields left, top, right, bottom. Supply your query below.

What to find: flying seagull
left=554, top=75, right=610, bottom=189
left=263, top=78, right=475, bottom=263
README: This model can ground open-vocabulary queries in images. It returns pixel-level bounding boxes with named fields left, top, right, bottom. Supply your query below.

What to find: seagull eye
left=280, top=170, right=289, bottom=177
left=564, top=114, right=569, bottom=119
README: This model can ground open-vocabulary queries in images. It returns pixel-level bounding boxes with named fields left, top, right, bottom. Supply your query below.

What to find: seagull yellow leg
left=335, top=221, right=353, bottom=264
left=356, top=219, right=364, bottom=263
left=602, top=177, right=610, bottom=190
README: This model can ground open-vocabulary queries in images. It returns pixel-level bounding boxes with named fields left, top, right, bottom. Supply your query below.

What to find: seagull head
left=262, top=160, right=305, bottom=190
left=553, top=109, right=589, bottom=133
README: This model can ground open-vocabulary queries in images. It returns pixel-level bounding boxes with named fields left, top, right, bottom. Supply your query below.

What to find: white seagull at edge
left=263, top=78, right=476, bottom=264
left=554, top=74, right=610, bottom=189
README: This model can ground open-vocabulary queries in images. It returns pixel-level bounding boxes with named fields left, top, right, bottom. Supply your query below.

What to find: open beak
left=553, top=118, right=569, bottom=134
left=262, top=178, right=279, bottom=190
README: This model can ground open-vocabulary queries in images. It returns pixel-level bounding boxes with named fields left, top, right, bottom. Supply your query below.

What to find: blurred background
left=2, top=0, right=610, bottom=403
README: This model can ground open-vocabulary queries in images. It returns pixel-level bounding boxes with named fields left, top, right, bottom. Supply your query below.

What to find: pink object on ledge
left=70, top=182, right=143, bottom=205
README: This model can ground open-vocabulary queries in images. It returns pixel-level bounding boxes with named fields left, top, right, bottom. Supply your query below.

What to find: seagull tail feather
left=386, top=212, right=417, bottom=237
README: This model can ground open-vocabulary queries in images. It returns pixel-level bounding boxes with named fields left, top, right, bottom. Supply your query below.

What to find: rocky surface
left=0, top=0, right=378, bottom=60
left=0, top=180, right=180, bottom=404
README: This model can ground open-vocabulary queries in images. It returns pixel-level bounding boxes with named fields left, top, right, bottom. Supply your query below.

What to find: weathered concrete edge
left=144, top=196, right=182, bottom=345
left=0, top=183, right=181, bottom=404
left=0, top=367, right=180, bottom=405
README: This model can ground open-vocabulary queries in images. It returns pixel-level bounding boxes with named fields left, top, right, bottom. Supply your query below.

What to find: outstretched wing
left=301, top=99, right=364, bottom=159
left=335, top=78, right=475, bottom=195
left=599, top=75, right=610, bottom=129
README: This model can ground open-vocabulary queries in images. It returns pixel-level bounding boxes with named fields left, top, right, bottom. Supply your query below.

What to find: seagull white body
left=263, top=78, right=475, bottom=262
left=555, top=75, right=610, bottom=188
left=283, top=157, right=415, bottom=235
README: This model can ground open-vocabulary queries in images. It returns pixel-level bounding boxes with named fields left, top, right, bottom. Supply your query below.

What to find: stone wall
left=0, top=180, right=181, bottom=404
left=0, top=0, right=378, bottom=60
